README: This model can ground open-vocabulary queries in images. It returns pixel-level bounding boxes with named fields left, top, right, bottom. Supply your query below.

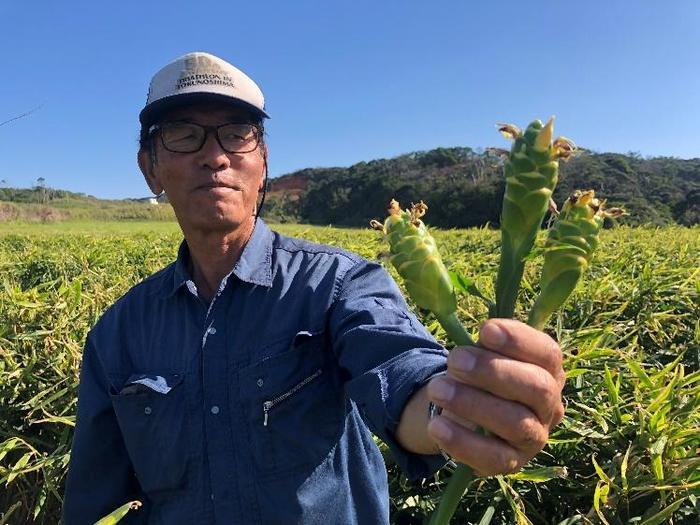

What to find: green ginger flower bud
left=528, top=190, right=624, bottom=330
left=495, top=117, right=576, bottom=319
left=371, top=200, right=472, bottom=345
left=372, top=200, right=456, bottom=317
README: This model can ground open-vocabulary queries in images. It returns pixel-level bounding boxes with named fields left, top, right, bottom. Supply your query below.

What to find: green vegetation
left=2, top=145, right=699, bottom=228
left=1, top=224, right=697, bottom=523
left=0, top=220, right=180, bottom=235
left=266, top=148, right=700, bottom=227
left=370, top=200, right=471, bottom=346
left=492, top=118, right=573, bottom=320
left=94, top=501, right=142, bottom=525
left=0, top=187, right=175, bottom=223
left=371, top=118, right=693, bottom=525
left=528, top=191, right=623, bottom=331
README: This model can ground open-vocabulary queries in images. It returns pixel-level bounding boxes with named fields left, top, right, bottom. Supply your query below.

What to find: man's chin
left=184, top=209, right=254, bottom=234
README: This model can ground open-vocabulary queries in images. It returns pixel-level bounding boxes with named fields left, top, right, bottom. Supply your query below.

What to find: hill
left=1, top=147, right=698, bottom=226
left=265, top=148, right=700, bottom=227
left=0, top=187, right=175, bottom=222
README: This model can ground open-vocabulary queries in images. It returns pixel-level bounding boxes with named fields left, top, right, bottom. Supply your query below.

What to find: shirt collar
left=162, top=219, right=274, bottom=298
left=231, top=218, right=274, bottom=287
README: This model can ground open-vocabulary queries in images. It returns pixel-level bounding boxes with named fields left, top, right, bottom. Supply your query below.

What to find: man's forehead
left=160, top=103, right=254, bottom=123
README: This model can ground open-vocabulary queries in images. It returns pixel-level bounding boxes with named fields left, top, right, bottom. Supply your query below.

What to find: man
left=63, top=52, right=564, bottom=524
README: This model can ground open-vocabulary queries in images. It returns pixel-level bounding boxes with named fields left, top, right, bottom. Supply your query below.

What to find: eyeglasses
left=149, top=121, right=261, bottom=154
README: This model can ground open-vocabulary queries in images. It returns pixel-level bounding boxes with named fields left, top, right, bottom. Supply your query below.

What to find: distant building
left=134, top=196, right=159, bottom=205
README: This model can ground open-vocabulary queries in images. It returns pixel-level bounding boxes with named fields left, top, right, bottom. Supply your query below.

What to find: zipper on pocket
left=263, top=368, right=323, bottom=426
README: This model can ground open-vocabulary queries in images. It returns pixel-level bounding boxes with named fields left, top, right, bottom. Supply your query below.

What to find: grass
left=0, top=220, right=182, bottom=235
left=0, top=222, right=698, bottom=524
left=0, top=220, right=361, bottom=236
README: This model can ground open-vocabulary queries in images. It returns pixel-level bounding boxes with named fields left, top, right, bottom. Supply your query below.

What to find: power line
left=0, top=105, right=43, bottom=128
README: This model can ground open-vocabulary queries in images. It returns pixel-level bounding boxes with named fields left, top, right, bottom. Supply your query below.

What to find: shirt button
left=256, top=378, right=264, bottom=387
left=210, top=405, right=220, bottom=415
left=208, top=327, right=217, bottom=335
left=144, top=406, right=152, bottom=415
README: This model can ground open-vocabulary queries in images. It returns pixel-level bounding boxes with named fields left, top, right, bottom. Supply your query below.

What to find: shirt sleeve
left=328, top=259, right=449, bottom=480
left=62, top=335, right=149, bottom=525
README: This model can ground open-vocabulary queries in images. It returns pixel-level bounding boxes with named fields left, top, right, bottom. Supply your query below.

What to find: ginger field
left=0, top=223, right=698, bottom=524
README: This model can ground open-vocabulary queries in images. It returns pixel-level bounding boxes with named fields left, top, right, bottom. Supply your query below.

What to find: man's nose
left=198, top=131, right=231, bottom=171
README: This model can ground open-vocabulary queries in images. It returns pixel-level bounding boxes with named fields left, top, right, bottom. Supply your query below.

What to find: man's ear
left=258, top=143, right=269, bottom=192
left=138, top=148, right=163, bottom=195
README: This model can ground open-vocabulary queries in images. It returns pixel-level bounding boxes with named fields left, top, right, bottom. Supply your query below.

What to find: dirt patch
left=0, top=203, right=71, bottom=222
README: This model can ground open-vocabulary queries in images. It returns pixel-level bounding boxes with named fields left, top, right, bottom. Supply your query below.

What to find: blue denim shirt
left=63, top=219, right=448, bottom=525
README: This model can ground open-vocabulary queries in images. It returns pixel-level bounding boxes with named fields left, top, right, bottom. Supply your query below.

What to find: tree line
left=264, top=147, right=700, bottom=227
left=2, top=147, right=698, bottom=227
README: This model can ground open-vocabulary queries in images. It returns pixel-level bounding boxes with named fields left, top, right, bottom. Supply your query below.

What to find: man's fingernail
left=481, top=322, right=507, bottom=349
left=429, top=377, right=454, bottom=402
left=452, top=349, right=476, bottom=372
left=428, top=417, right=452, bottom=442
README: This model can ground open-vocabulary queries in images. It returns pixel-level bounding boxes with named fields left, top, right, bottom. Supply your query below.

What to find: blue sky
left=1, top=1, right=699, bottom=199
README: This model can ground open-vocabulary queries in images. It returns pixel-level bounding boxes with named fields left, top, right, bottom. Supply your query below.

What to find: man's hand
left=425, top=319, right=565, bottom=476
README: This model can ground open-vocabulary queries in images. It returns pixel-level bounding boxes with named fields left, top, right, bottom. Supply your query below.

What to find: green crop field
left=1, top=223, right=698, bottom=524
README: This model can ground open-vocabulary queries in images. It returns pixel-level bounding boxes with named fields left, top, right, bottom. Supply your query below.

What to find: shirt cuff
left=347, top=348, right=449, bottom=480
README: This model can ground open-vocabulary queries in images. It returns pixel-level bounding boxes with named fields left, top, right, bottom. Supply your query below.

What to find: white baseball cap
left=139, top=52, right=270, bottom=126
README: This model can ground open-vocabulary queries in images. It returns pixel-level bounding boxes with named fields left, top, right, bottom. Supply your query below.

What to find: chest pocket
left=110, top=372, right=188, bottom=494
left=239, top=331, right=347, bottom=477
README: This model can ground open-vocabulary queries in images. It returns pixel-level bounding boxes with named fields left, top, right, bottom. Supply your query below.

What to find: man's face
left=138, top=102, right=266, bottom=234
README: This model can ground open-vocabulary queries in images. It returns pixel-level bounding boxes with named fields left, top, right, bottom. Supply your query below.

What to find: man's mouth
left=197, top=181, right=240, bottom=191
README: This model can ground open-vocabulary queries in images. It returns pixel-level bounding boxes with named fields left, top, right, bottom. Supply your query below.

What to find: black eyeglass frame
left=148, top=121, right=262, bottom=154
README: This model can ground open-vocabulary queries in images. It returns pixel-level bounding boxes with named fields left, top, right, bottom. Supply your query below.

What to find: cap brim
left=139, top=92, right=270, bottom=126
